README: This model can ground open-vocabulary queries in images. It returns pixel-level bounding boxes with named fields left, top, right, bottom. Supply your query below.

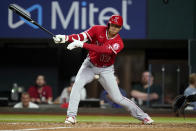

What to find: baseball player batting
left=53, top=15, right=154, bottom=124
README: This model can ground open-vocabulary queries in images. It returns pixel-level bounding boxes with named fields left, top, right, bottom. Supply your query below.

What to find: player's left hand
left=67, top=38, right=84, bottom=50
left=53, top=35, right=67, bottom=44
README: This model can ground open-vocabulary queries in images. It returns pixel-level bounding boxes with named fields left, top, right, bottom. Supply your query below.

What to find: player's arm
left=83, top=43, right=119, bottom=54
left=67, top=39, right=123, bottom=55
left=53, top=26, right=96, bottom=44
left=53, top=33, right=88, bottom=44
left=131, top=90, right=159, bottom=101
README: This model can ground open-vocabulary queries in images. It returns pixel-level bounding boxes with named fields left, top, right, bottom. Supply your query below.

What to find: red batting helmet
left=108, top=15, right=123, bottom=27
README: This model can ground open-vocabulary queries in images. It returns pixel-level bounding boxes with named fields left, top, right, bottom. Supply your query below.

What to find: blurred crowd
left=13, top=72, right=196, bottom=110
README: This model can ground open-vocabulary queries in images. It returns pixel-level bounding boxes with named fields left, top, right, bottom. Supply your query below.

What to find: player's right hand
left=67, top=38, right=84, bottom=50
left=53, top=35, right=67, bottom=44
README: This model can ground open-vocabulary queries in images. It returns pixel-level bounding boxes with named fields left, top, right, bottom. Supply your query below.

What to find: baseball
left=94, top=75, right=100, bottom=79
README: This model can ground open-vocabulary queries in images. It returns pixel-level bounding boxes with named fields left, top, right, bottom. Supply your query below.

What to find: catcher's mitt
left=172, top=95, right=187, bottom=117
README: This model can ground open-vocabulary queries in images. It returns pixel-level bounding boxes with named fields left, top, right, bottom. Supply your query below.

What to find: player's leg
left=99, top=69, right=153, bottom=123
left=67, top=59, right=95, bottom=118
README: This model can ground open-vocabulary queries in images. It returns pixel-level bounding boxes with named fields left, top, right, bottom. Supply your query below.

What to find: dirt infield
left=0, top=122, right=196, bottom=131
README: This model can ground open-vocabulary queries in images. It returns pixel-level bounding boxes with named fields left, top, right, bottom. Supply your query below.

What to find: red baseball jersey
left=28, top=85, right=53, bottom=100
left=67, top=25, right=124, bottom=67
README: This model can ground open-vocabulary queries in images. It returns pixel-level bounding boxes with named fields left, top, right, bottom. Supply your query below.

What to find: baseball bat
left=9, top=4, right=55, bottom=37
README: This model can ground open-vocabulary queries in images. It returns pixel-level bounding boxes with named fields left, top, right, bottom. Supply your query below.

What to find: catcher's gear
left=173, top=94, right=196, bottom=116
left=187, top=94, right=196, bottom=102
left=173, top=95, right=187, bottom=116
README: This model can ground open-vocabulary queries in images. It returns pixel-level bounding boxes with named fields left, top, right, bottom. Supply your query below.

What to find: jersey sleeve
left=67, top=32, right=88, bottom=43
left=67, top=25, right=97, bottom=43
left=83, top=43, right=114, bottom=54
left=83, top=40, right=124, bottom=55
left=84, top=25, right=98, bottom=42
left=109, top=40, right=124, bottom=54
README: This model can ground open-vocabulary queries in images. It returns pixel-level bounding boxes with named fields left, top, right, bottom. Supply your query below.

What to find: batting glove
left=67, top=38, right=84, bottom=50
left=53, top=35, right=68, bottom=44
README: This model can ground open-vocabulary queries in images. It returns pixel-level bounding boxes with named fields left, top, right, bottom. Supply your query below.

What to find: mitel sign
left=1, top=0, right=146, bottom=39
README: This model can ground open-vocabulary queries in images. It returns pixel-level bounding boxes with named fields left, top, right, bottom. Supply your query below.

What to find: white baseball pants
left=67, top=58, right=149, bottom=121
